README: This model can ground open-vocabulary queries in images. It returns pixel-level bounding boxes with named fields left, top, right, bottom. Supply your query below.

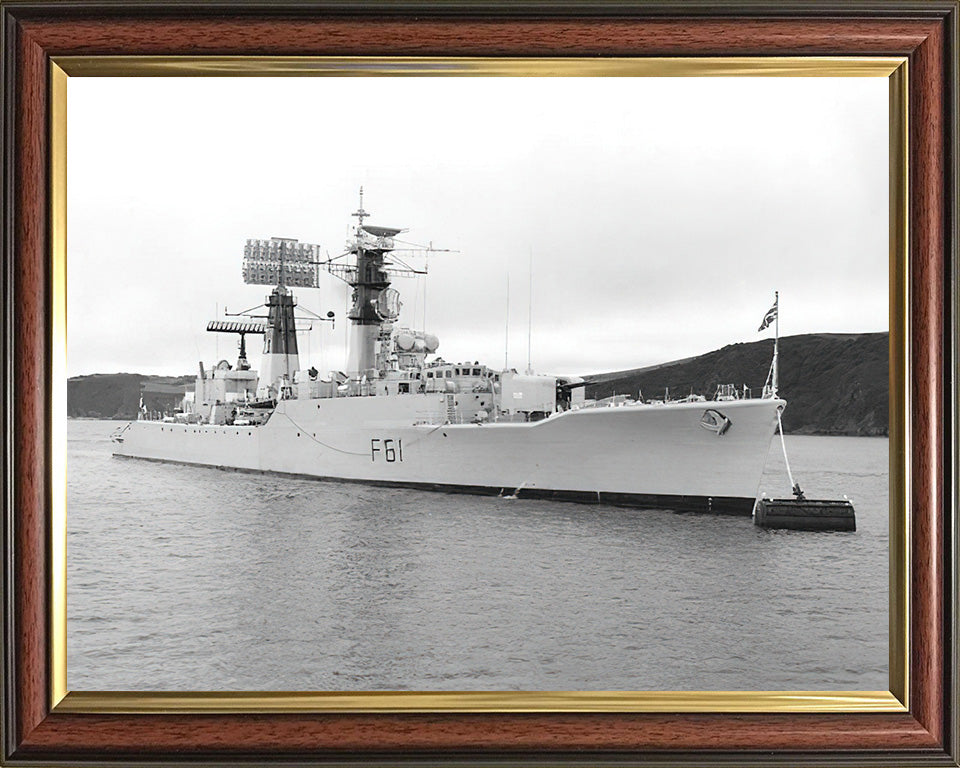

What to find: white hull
left=115, top=395, right=784, bottom=514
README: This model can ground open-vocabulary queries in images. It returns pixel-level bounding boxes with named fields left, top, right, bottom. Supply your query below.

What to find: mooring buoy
left=755, top=409, right=857, bottom=531
left=754, top=496, right=856, bottom=531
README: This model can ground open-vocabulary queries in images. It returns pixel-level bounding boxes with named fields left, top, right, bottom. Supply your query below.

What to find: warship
left=114, top=192, right=786, bottom=515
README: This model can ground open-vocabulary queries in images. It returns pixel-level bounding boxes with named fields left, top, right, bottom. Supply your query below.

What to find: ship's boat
left=114, top=191, right=785, bottom=515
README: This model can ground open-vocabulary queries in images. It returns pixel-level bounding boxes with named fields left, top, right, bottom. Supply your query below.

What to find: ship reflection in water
left=69, top=420, right=888, bottom=692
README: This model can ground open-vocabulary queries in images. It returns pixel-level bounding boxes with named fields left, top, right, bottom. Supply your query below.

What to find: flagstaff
left=758, top=292, right=779, bottom=398
left=773, top=290, right=779, bottom=397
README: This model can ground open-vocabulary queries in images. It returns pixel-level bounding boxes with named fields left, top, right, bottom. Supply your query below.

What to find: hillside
left=67, top=374, right=192, bottom=420
left=583, top=332, right=888, bottom=436
left=68, top=332, right=888, bottom=434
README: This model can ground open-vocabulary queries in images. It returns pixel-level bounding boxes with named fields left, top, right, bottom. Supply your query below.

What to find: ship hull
left=113, top=395, right=784, bottom=515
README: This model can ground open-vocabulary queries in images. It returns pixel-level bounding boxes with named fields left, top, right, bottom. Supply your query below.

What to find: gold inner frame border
left=48, top=55, right=910, bottom=715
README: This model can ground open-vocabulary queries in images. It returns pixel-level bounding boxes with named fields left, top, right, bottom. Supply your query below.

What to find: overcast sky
left=67, top=76, right=888, bottom=378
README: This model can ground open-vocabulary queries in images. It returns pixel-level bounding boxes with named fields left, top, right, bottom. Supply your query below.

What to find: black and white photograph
left=66, top=74, right=889, bottom=693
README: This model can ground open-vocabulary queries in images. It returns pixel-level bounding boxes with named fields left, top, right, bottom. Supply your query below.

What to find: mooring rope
left=776, top=409, right=797, bottom=493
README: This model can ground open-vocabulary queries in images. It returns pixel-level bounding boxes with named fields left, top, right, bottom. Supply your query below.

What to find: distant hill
left=68, top=332, right=888, bottom=434
left=583, top=332, right=888, bottom=436
left=68, top=374, right=193, bottom=420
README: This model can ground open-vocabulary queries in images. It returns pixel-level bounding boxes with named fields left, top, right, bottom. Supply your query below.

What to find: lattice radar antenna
left=232, top=236, right=335, bottom=325
left=242, top=237, right=322, bottom=289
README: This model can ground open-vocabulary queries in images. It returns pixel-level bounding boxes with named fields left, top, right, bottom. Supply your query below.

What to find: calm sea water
left=67, top=420, right=888, bottom=692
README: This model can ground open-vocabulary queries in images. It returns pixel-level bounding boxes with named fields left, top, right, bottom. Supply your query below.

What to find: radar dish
left=395, top=332, right=416, bottom=352
left=362, top=225, right=404, bottom=238
left=376, top=288, right=402, bottom=321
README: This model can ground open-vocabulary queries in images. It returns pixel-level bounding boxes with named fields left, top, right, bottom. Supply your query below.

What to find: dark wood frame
left=2, top=2, right=957, bottom=765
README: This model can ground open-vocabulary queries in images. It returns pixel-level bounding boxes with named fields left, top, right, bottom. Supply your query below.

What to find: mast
left=526, top=249, right=533, bottom=375
left=504, top=273, right=510, bottom=370
left=240, top=235, right=324, bottom=397
left=353, top=186, right=368, bottom=229
left=344, top=188, right=394, bottom=378
left=321, top=190, right=452, bottom=378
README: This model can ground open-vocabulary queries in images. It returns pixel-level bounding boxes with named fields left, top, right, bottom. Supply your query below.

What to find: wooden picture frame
left=2, top=2, right=956, bottom=765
